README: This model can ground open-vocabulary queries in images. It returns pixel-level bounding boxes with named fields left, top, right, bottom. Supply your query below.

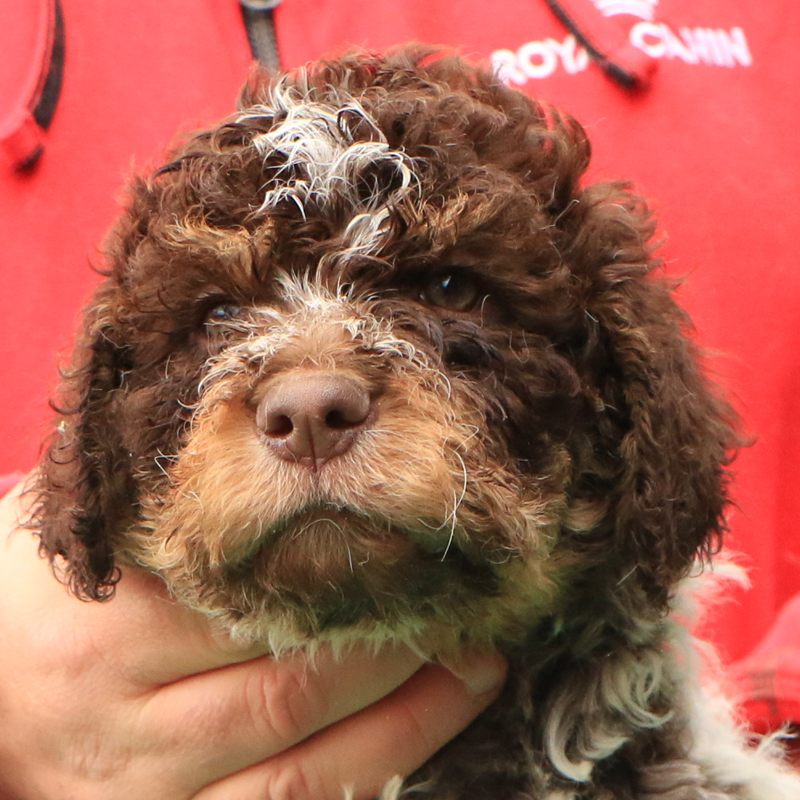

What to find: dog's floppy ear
left=32, top=281, right=133, bottom=600
left=575, top=185, right=737, bottom=605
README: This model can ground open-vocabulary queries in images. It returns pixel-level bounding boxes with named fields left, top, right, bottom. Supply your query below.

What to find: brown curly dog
left=31, top=48, right=800, bottom=799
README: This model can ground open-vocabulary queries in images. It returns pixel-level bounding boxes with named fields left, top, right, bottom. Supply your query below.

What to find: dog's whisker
left=478, top=294, right=490, bottom=328
left=290, top=517, right=344, bottom=540
left=439, top=452, right=469, bottom=561
left=440, top=522, right=456, bottom=563
left=616, top=565, right=638, bottom=587
left=152, top=449, right=175, bottom=481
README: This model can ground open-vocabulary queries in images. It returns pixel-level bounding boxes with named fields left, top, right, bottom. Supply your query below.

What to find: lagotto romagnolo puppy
left=30, top=48, right=800, bottom=799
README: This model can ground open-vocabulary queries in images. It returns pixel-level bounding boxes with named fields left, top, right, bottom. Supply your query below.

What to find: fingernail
left=441, top=649, right=508, bottom=695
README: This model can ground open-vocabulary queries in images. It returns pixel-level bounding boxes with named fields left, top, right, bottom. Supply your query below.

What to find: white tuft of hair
left=671, top=560, right=800, bottom=799
left=242, top=80, right=417, bottom=227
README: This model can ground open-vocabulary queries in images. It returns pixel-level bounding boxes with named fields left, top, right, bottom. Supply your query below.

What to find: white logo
left=590, top=0, right=658, bottom=21
left=492, top=19, right=752, bottom=85
left=631, top=23, right=752, bottom=67
left=493, top=34, right=589, bottom=83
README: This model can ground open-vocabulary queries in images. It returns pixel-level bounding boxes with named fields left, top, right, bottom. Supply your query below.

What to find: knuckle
left=397, top=700, right=437, bottom=753
left=267, top=761, right=321, bottom=800
left=244, top=665, right=327, bottom=744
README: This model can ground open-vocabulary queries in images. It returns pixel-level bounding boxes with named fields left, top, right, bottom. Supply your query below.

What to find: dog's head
left=34, top=49, right=735, bottom=652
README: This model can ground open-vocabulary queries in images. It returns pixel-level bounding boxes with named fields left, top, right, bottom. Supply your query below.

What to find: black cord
left=240, top=0, right=283, bottom=72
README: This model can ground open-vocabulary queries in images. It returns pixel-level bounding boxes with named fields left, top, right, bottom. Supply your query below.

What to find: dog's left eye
left=421, top=271, right=479, bottom=312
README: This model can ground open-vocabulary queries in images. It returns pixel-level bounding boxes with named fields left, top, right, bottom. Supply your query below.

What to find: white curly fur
left=668, top=563, right=800, bottom=799
left=242, top=81, right=417, bottom=235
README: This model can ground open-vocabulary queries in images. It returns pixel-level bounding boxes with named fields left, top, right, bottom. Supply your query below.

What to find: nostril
left=325, top=407, right=366, bottom=430
left=265, top=413, right=294, bottom=439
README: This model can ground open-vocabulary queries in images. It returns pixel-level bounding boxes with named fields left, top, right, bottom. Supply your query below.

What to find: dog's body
left=32, top=50, right=800, bottom=798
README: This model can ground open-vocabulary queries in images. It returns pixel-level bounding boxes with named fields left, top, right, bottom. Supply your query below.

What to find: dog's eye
left=421, top=272, right=479, bottom=312
left=203, top=302, right=242, bottom=327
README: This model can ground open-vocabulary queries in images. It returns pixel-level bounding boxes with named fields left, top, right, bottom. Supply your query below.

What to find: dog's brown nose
left=255, top=373, right=372, bottom=471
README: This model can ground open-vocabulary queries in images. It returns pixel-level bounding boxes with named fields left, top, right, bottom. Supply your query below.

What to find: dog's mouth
left=254, top=501, right=463, bottom=560
left=136, top=458, right=566, bottom=648
left=217, top=502, right=505, bottom=633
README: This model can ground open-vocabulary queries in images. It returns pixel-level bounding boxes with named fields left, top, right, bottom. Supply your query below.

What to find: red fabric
left=1, top=0, right=799, bottom=671
left=0, top=0, right=253, bottom=471
left=0, top=474, right=26, bottom=500
left=727, top=593, right=800, bottom=732
left=0, top=0, right=55, bottom=167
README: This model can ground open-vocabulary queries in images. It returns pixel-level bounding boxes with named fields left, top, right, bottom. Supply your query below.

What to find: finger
left=137, top=643, right=425, bottom=789
left=192, top=657, right=507, bottom=800
left=90, top=567, right=268, bottom=683
left=1, top=482, right=263, bottom=684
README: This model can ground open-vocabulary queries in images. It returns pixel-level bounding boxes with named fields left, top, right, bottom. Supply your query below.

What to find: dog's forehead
left=128, top=70, right=566, bottom=308
left=242, top=87, right=417, bottom=217
left=229, top=85, right=420, bottom=269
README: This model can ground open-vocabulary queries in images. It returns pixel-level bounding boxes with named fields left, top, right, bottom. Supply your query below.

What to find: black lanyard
left=240, top=0, right=284, bottom=72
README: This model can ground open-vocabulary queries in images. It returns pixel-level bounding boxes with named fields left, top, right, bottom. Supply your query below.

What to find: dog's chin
left=149, top=501, right=517, bottom=651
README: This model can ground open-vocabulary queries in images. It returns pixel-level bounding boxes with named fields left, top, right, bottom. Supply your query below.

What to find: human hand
left=0, top=479, right=506, bottom=800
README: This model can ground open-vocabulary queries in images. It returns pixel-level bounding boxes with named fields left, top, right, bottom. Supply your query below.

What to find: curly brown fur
left=31, top=47, right=799, bottom=798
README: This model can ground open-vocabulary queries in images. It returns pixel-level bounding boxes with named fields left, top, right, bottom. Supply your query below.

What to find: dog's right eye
left=200, top=300, right=242, bottom=331
left=205, top=304, right=241, bottom=323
